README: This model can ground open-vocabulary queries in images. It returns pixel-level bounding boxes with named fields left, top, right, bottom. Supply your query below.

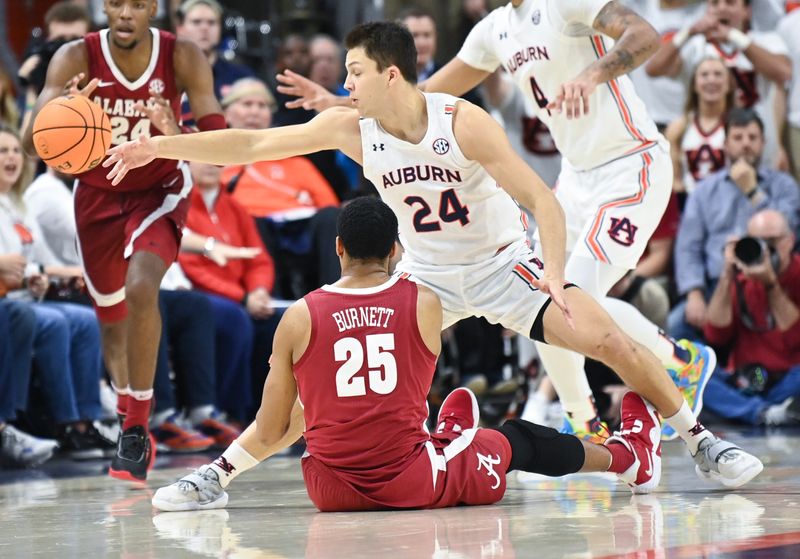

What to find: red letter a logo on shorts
left=608, top=217, right=638, bottom=247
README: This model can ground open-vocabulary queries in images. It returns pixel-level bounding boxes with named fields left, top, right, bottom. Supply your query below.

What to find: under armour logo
left=476, top=452, right=502, bottom=489
left=608, top=217, right=639, bottom=247
left=532, top=10, right=541, bottom=25
left=499, top=31, right=508, bottom=40
left=373, top=143, right=385, bottom=151
left=213, top=456, right=236, bottom=475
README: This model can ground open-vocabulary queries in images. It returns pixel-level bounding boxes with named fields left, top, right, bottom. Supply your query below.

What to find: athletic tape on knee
left=496, top=419, right=585, bottom=476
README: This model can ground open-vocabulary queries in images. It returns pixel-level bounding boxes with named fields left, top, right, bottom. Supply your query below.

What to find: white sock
left=189, top=405, right=215, bottom=424
left=209, top=441, right=260, bottom=488
left=150, top=408, right=175, bottom=428
left=535, top=342, right=596, bottom=422
left=128, top=388, right=154, bottom=401
left=663, top=401, right=713, bottom=454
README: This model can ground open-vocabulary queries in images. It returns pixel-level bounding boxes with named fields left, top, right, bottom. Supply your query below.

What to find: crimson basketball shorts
left=73, top=163, right=192, bottom=322
left=301, top=428, right=512, bottom=512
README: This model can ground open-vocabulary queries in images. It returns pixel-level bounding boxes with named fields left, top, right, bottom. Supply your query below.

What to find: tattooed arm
left=587, top=1, right=659, bottom=82
left=547, top=1, right=658, bottom=119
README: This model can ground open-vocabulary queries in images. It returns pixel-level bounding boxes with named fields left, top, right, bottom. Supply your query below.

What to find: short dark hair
left=344, top=21, right=417, bottom=83
left=397, top=6, right=436, bottom=23
left=44, top=2, right=91, bottom=28
left=725, top=107, right=764, bottom=135
left=337, top=197, right=398, bottom=261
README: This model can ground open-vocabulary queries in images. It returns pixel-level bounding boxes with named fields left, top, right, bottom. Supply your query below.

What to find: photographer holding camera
left=702, top=209, right=800, bottom=426
left=670, top=108, right=800, bottom=341
left=17, top=3, right=92, bottom=134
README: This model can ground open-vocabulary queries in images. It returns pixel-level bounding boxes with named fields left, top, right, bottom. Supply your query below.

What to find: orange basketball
left=32, top=95, right=112, bottom=175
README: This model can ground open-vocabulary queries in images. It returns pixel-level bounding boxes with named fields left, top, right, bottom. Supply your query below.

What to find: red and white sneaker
left=436, top=388, right=479, bottom=434
left=605, top=392, right=662, bottom=494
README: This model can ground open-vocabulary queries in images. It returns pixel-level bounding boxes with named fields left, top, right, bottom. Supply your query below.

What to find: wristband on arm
left=196, top=113, right=227, bottom=132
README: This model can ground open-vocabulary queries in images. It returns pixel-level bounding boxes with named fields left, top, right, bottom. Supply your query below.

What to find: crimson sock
left=112, top=383, right=129, bottom=418
left=123, top=389, right=153, bottom=431
left=606, top=442, right=635, bottom=474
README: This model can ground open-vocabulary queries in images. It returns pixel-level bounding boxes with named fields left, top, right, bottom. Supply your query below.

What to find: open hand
left=546, top=73, right=598, bottom=119
left=63, top=72, right=99, bottom=98
left=276, top=69, right=338, bottom=111
left=134, top=92, right=180, bottom=136
left=103, top=135, right=158, bottom=185
left=531, top=275, right=574, bottom=330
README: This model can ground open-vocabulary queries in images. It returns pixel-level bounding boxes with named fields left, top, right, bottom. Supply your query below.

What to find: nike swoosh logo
left=644, top=451, right=653, bottom=477
left=96, top=81, right=116, bottom=87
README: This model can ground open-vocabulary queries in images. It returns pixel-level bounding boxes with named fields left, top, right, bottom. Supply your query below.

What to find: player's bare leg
left=99, top=318, right=129, bottom=418
left=109, top=251, right=167, bottom=482
left=541, top=287, right=763, bottom=488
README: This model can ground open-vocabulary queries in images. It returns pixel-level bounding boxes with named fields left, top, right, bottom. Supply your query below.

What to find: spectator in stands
left=703, top=209, right=800, bottom=425
left=24, top=167, right=241, bottom=452
left=0, top=298, right=58, bottom=468
left=180, top=161, right=282, bottom=421
left=308, top=34, right=361, bottom=192
left=176, top=0, right=253, bottom=102
left=666, top=57, right=736, bottom=195
left=778, top=8, right=800, bottom=182
left=0, top=66, right=18, bottom=131
left=221, top=77, right=341, bottom=297
left=620, top=0, right=705, bottom=131
left=0, top=125, right=112, bottom=459
left=273, top=34, right=350, bottom=198
left=669, top=109, right=800, bottom=341
left=309, top=34, right=343, bottom=93
left=18, top=2, right=92, bottom=132
left=398, top=6, right=483, bottom=107
left=646, top=0, right=792, bottom=168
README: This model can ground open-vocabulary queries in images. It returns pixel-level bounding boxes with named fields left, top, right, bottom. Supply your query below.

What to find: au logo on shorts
left=432, top=138, right=450, bottom=155
left=608, top=217, right=638, bottom=247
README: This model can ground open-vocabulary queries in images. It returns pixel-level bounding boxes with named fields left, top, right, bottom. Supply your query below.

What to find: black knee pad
left=495, top=419, right=585, bottom=476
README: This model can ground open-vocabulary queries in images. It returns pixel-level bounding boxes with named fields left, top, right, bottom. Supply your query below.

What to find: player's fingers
left=565, top=84, right=579, bottom=119
left=284, top=98, right=305, bottom=109
left=106, top=158, right=126, bottom=184
left=80, top=77, right=100, bottom=98
left=102, top=152, right=119, bottom=167
left=275, top=84, right=299, bottom=96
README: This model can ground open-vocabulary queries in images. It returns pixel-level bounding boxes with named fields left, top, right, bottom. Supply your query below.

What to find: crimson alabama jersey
left=294, top=277, right=437, bottom=492
left=83, top=28, right=183, bottom=192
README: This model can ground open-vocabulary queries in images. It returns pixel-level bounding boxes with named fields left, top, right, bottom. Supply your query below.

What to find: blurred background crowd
left=1, top=0, right=800, bottom=469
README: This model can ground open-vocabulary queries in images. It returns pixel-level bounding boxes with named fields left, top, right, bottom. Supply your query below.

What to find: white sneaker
left=0, top=425, right=59, bottom=468
left=693, top=436, right=763, bottom=488
left=152, top=465, right=229, bottom=511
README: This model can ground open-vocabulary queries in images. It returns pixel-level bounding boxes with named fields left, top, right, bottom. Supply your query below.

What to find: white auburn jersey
left=360, top=92, right=528, bottom=266
left=457, top=0, right=661, bottom=171
left=681, top=114, right=726, bottom=193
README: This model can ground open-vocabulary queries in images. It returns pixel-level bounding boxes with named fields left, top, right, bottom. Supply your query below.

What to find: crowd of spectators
left=2, top=0, right=800, bottom=469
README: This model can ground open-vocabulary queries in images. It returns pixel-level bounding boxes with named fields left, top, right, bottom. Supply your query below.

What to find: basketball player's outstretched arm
left=22, top=41, right=96, bottom=155
left=104, top=106, right=362, bottom=185
left=453, top=101, right=572, bottom=325
left=547, top=1, right=659, bottom=119
left=232, top=301, right=310, bottom=461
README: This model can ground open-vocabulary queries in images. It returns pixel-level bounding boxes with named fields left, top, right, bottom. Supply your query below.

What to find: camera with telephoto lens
left=734, top=236, right=781, bottom=271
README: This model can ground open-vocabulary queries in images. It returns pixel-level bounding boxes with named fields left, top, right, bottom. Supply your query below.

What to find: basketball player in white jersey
left=105, top=21, right=763, bottom=489
left=274, top=0, right=718, bottom=443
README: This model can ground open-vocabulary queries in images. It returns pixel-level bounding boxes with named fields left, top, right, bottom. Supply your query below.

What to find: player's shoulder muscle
left=48, top=40, right=89, bottom=84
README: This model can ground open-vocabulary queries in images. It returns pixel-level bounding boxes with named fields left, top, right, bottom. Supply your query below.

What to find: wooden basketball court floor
left=2, top=427, right=800, bottom=558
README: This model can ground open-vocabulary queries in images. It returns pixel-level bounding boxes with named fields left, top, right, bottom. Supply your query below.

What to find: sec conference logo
left=148, top=78, right=165, bottom=95
left=432, top=138, right=450, bottom=155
